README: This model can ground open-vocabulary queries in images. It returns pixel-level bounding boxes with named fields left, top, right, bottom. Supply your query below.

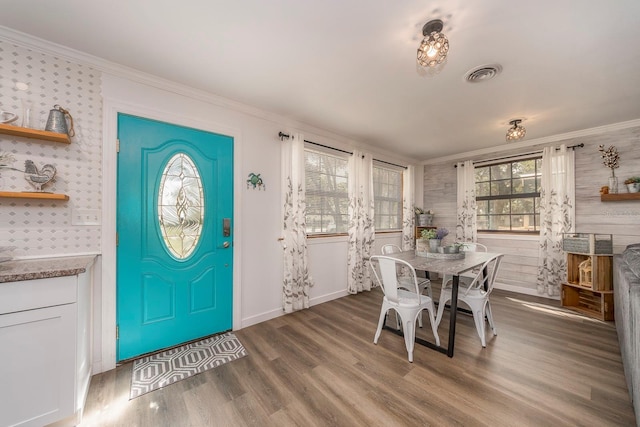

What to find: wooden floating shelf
left=601, top=193, right=640, bottom=202
left=0, top=123, right=70, bottom=144
left=0, top=191, right=69, bottom=201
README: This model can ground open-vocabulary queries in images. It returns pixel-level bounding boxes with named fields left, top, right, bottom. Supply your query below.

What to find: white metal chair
left=381, top=244, right=432, bottom=298
left=370, top=255, right=440, bottom=362
left=435, top=254, right=504, bottom=347
left=441, top=242, right=488, bottom=287
left=380, top=244, right=432, bottom=329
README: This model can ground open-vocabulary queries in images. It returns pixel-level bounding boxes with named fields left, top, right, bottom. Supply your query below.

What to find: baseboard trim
left=494, top=282, right=557, bottom=299
left=240, top=289, right=350, bottom=328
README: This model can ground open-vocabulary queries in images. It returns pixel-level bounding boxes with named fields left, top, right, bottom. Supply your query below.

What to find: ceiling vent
left=464, top=64, right=502, bottom=83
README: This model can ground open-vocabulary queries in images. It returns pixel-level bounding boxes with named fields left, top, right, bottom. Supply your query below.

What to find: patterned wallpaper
left=0, top=40, right=102, bottom=257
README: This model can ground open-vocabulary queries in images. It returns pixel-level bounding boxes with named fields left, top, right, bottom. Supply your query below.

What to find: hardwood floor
left=80, top=286, right=636, bottom=426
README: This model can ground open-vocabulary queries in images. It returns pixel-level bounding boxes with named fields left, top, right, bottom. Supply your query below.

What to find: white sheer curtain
left=281, top=132, right=313, bottom=312
left=537, top=145, right=575, bottom=297
left=347, top=150, right=375, bottom=294
left=402, top=165, right=416, bottom=251
left=456, top=160, right=477, bottom=242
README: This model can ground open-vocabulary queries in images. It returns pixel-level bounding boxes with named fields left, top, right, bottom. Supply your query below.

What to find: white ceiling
left=2, top=0, right=640, bottom=161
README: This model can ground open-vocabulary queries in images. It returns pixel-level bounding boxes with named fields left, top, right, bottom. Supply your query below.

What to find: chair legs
left=424, top=302, right=440, bottom=347
left=374, top=302, right=440, bottom=363
left=435, top=289, right=497, bottom=348
left=401, top=316, right=416, bottom=362
left=472, top=307, right=487, bottom=347
left=434, top=289, right=449, bottom=328
left=485, top=301, right=497, bottom=336
left=373, top=302, right=389, bottom=344
left=396, top=309, right=423, bottom=329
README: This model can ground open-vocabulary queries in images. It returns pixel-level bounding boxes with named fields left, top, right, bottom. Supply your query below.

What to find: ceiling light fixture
left=417, top=19, right=449, bottom=68
left=506, top=119, right=526, bottom=141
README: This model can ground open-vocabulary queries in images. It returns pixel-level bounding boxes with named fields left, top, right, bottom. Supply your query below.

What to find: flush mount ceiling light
left=417, top=19, right=449, bottom=68
left=506, top=119, right=526, bottom=141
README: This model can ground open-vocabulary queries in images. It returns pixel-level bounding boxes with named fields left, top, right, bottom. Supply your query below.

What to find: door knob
left=220, top=241, right=230, bottom=249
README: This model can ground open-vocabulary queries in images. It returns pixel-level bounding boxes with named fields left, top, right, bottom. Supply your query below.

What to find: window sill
left=306, top=234, right=348, bottom=245
left=478, top=233, right=540, bottom=241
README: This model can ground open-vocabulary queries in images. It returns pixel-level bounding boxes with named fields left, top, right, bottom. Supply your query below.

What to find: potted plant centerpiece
left=624, top=177, right=640, bottom=193
left=421, top=227, right=449, bottom=252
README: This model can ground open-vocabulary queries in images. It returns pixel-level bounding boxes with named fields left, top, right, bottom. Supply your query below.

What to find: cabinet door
left=0, top=304, right=76, bottom=427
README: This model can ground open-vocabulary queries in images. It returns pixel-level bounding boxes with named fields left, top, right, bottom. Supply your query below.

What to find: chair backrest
left=381, top=244, right=402, bottom=255
left=370, top=255, right=420, bottom=303
left=460, top=242, right=488, bottom=252
left=463, top=254, right=504, bottom=296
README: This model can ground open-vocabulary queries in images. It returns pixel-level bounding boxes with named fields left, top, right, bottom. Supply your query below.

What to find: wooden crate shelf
left=562, top=234, right=614, bottom=320
left=561, top=283, right=614, bottom=321
left=566, top=253, right=612, bottom=291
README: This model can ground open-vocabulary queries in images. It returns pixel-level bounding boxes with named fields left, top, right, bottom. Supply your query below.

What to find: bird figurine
left=24, top=160, right=57, bottom=192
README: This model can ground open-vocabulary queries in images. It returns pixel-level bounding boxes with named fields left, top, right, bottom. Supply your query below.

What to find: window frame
left=372, top=161, right=404, bottom=233
left=475, top=156, right=542, bottom=234
left=303, top=146, right=350, bottom=237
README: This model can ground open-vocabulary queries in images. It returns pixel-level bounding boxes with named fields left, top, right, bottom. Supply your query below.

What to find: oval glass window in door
left=158, top=153, right=204, bottom=259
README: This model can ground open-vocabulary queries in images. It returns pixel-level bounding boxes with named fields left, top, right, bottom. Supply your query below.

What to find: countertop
left=0, top=256, right=96, bottom=283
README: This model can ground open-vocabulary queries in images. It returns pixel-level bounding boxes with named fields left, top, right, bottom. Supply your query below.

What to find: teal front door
left=116, top=114, right=233, bottom=361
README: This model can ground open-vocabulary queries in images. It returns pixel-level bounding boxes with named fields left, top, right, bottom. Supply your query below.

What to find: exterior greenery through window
left=475, top=157, right=542, bottom=232
left=304, top=148, right=349, bottom=234
left=373, top=164, right=403, bottom=231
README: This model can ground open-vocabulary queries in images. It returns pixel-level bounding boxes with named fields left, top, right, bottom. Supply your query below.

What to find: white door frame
left=101, top=96, right=243, bottom=371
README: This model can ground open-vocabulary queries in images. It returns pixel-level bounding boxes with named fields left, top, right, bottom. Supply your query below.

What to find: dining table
left=378, top=250, right=500, bottom=358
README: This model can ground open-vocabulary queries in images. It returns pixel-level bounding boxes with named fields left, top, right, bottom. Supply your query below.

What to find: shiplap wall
left=572, top=127, right=640, bottom=252
left=424, top=124, right=640, bottom=297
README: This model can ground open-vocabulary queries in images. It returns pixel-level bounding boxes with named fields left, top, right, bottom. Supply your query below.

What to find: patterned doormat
left=130, top=332, right=247, bottom=399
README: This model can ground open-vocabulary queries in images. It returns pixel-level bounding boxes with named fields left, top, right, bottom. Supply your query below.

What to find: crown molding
left=0, top=25, right=420, bottom=167
left=422, top=118, right=640, bottom=165
left=0, top=27, right=334, bottom=141
left=0, top=26, right=287, bottom=122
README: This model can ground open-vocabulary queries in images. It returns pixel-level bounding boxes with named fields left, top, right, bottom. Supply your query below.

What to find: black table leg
left=447, top=274, right=460, bottom=357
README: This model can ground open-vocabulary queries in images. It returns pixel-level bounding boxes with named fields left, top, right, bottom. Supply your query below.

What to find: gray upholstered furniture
left=614, top=243, right=640, bottom=425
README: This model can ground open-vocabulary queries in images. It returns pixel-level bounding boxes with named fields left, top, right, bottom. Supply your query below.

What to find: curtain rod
left=279, top=131, right=352, bottom=155
left=278, top=131, right=407, bottom=169
left=371, top=158, right=407, bottom=170
left=454, top=143, right=584, bottom=167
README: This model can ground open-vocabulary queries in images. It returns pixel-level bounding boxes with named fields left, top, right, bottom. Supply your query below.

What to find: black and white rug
left=130, top=332, right=247, bottom=399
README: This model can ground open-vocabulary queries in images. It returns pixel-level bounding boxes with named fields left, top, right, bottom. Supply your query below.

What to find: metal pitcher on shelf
left=44, top=104, right=75, bottom=136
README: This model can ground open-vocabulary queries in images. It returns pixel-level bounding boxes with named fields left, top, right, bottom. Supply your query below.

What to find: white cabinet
left=0, top=262, right=93, bottom=427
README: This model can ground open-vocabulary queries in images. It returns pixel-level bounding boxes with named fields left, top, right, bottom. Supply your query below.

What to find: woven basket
left=562, top=233, right=613, bottom=254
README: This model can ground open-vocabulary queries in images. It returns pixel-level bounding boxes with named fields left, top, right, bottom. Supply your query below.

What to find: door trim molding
left=101, top=97, right=243, bottom=372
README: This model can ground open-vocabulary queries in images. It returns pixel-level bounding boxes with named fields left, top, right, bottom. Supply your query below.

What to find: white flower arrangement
left=414, top=207, right=434, bottom=215
left=598, top=144, right=620, bottom=177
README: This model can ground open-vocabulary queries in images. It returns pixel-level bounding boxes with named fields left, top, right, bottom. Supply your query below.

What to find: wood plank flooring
left=80, top=286, right=637, bottom=426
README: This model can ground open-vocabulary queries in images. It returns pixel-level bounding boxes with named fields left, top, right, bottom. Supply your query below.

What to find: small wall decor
left=246, top=172, right=265, bottom=190
left=23, top=160, right=56, bottom=192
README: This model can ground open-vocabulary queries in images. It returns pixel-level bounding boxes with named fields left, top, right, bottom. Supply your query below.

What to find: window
left=304, top=148, right=349, bottom=234
left=373, top=163, right=403, bottom=231
left=475, top=157, right=542, bottom=232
